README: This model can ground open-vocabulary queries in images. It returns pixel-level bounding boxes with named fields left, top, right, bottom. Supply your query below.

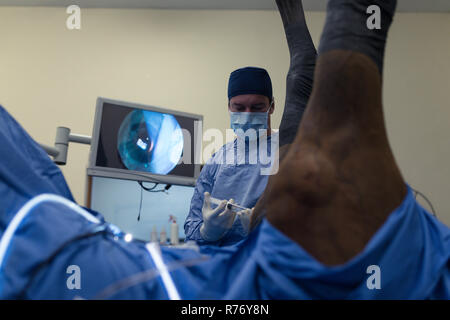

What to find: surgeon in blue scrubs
left=184, top=67, right=279, bottom=246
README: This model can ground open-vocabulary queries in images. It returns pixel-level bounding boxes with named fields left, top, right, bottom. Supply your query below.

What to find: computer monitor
left=90, top=176, right=194, bottom=242
left=88, top=97, right=203, bottom=186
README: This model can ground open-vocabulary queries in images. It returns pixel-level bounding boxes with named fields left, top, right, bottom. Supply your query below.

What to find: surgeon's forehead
left=230, top=94, right=269, bottom=105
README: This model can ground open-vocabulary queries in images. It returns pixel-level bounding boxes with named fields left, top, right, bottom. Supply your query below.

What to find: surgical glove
left=200, top=192, right=236, bottom=242
left=237, top=208, right=254, bottom=236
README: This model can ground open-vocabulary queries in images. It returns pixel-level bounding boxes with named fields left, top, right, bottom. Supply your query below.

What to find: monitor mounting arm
left=40, top=127, right=91, bottom=165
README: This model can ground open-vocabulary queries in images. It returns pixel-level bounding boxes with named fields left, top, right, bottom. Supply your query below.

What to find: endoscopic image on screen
left=117, top=109, right=184, bottom=175
left=95, top=103, right=196, bottom=179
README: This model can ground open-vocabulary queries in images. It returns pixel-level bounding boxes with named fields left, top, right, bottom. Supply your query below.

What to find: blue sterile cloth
left=184, top=133, right=279, bottom=246
left=0, top=105, right=449, bottom=299
left=196, top=194, right=450, bottom=299
left=0, top=107, right=74, bottom=239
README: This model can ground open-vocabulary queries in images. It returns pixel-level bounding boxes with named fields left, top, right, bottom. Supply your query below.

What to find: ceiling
left=0, top=0, right=449, bottom=12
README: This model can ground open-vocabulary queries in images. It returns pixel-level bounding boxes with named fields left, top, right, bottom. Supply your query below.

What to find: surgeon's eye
left=251, top=104, right=267, bottom=112
left=230, top=104, right=246, bottom=112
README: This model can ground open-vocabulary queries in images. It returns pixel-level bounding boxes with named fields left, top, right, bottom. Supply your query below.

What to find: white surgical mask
left=229, top=102, right=272, bottom=134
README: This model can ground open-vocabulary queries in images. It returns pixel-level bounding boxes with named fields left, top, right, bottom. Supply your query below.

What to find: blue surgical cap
left=228, top=67, right=273, bottom=101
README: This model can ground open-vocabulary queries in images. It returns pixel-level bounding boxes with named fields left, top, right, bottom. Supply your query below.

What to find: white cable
left=0, top=193, right=101, bottom=270
left=145, top=242, right=181, bottom=300
left=0, top=194, right=181, bottom=299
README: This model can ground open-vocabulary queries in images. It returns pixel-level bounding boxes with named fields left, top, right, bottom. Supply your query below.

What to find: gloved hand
left=237, top=207, right=254, bottom=236
left=200, top=192, right=236, bottom=242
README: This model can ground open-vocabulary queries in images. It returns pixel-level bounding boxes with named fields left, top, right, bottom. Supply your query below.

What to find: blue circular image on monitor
left=117, top=109, right=184, bottom=175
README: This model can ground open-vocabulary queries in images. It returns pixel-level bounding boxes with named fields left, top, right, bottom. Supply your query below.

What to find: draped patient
left=0, top=0, right=448, bottom=299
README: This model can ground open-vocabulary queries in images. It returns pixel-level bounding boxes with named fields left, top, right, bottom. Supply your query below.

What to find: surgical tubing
left=0, top=194, right=101, bottom=269
left=145, top=243, right=181, bottom=300
left=0, top=194, right=181, bottom=301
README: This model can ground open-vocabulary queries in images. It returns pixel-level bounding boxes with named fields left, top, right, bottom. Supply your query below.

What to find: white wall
left=0, top=7, right=449, bottom=225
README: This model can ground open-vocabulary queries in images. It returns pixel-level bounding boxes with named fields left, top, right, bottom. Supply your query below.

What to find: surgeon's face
left=229, top=94, right=274, bottom=114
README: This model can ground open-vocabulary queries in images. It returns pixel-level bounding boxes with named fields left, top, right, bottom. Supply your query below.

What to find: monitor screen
left=90, top=176, right=194, bottom=242
left=88, top=98, right=202, bottom=186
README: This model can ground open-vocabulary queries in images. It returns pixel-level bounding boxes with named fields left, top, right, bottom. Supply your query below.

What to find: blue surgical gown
left=184, top=132, right=279, bottom=246
left=0, top=105, right=449, bottom=300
